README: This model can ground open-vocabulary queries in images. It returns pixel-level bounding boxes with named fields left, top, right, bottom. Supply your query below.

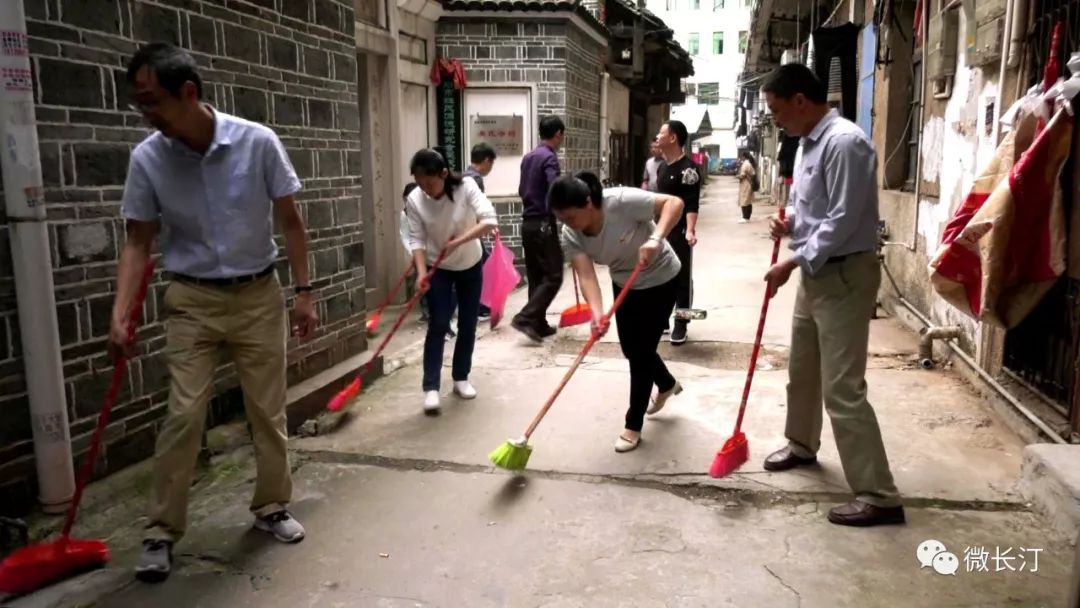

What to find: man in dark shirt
left=656, top=120, right=701, bottom=345
left=512, top=116, right=565, bottom=342
left=465, top=143, right=497, bottom=321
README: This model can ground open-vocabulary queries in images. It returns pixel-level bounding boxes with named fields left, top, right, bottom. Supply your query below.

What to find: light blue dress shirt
left=121, top=108, right=301, bottom=279
left=786, top=109, right=880, bottom=276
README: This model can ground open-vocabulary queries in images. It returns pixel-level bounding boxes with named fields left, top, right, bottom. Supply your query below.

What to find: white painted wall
left=462, top=87, right=535, bottom=197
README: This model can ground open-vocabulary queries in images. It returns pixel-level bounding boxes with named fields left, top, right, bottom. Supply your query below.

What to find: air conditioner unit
left=927, top=7, right=959, bottom=80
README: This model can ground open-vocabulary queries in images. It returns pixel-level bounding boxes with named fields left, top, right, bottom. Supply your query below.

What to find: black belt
left=171, top=265, right=274, bottom=286
left=826, top=251, right=870, bottom=264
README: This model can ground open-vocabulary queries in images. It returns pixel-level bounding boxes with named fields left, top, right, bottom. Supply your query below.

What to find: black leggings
left=613, top=277, right=679, bottom=432
left=741, top=204, right=752, bottom=220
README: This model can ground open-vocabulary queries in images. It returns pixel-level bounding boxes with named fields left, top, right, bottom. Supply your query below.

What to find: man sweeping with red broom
left=756, top=64, right=904, bottom=527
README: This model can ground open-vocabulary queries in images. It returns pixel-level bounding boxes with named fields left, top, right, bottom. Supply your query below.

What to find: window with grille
left=738, top=30, right=748, bottom=54
left=713, top=0, right=724, bottom=9
left=713, top=32, right=724, bottom=54
left=688, top=33, right=700, bottom=55
left=904, top=54, right=923, bottom=192
left=698, top=82, right=720, bottom=104
left=692, top=0, right=700, bottom=9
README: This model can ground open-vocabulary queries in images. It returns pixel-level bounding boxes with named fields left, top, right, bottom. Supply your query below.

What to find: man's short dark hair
left=471, top=142, right=496, bottom=164
left=761, top=63, right=827, bottom=104
left=126, top=42, right=203, bottom=98
left=664, top=120, right=689, bottom=147
left=539, top=116, right=565, bottom=140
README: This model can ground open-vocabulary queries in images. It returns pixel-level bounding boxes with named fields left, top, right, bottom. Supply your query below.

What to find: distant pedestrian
left=548, top=172, right=686, bottom=453
left=641, top=137, right=663, bottom=192
left=464, top=142, right=497, bottom=321
left=759, top=63, right=903, bottom=527
left=655, top=120, right=701, bottom=345
left=512, top=116, right=566, bottom=342
left=114, top=42, right=314, bottom=583
left=405, top=149, right=497, bottom=414
left=737, top=150, right=757, bottom=223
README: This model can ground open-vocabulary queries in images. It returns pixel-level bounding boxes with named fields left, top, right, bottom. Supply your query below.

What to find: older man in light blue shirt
left=759, top=64, right=903, bottom=528
left=109, top=43, right=317, bottom=583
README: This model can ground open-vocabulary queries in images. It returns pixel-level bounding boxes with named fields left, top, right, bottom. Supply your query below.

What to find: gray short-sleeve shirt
left=562, top=187, right=681, bottom=289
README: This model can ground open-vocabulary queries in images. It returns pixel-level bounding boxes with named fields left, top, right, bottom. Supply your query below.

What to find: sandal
left=614, top=433, right=641, bottom=453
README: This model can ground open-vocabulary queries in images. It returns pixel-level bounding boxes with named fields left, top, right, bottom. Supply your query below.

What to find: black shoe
left=670, top=321, right=687, bottom=345
left=827, top=501, right=906, bottom=527
left=135, top=539, right=173, bottom=583
left=539, top=324, right=557, bottom=337
left=511, top=318, right=543, bottom=343
left=762, top=446, right=818, bottom=471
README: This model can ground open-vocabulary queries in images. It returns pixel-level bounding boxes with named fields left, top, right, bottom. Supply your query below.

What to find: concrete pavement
left=6, top=178, right=1075, bottom=607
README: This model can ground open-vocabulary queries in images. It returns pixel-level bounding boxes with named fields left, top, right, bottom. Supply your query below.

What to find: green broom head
left=489, top=437, right=532, bottom=471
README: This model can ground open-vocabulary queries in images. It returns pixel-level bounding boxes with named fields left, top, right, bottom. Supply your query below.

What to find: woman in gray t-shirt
left=550, top=172, right=686, bottom=453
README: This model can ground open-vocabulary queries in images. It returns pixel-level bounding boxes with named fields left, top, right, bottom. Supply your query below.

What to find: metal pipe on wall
left=907, top=0, right=929, bottom=252
left=0, top=0, right=75, bottom=513
left=995, top=0, right=1015, bottom=145
left=1006, top=0, right=1028, bottom=69
left=599, top=72, right=610, bottom=181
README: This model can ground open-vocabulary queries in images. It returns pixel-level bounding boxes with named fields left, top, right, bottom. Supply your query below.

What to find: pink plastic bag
left=480, top=231, right=521, bottom=328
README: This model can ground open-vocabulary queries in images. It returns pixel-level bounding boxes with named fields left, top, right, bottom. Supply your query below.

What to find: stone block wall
left=436, top=15, right=605, bottom=264
left=0, top=0, right=366, bottom=515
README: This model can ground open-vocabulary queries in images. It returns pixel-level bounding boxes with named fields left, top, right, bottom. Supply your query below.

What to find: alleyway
left=11, top=179, right=1075, bottom=607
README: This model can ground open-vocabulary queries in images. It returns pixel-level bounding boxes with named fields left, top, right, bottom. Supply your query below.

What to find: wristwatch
left=295, top=285, right=312, bottom=295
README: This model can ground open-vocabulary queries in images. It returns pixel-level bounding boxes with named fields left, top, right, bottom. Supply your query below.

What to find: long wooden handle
left=522, top=262, right=645, bottom=440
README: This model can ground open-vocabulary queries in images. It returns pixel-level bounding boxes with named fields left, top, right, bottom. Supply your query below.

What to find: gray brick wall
left=437, top=16, right=604, bottom=268
left=1, top=0, right=365, bottom=514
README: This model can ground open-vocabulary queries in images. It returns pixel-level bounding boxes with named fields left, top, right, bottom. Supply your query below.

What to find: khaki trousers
left=784, top=252, right=901, bottom=507
left=146, top=273, right=292, bottom=542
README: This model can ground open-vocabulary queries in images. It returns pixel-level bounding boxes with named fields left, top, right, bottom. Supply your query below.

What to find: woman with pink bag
left=404, top=149, right=498, bottom=415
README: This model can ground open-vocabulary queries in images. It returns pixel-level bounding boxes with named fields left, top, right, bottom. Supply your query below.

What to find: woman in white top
left=551, top=171, right=686, bottom=453
left=405, top=149, right=498, bottom=414
left=737, top=150, right=757, bottom=223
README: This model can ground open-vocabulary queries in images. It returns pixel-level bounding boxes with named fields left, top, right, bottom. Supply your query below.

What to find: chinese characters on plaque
left=469, top=115, right=524, bottom=156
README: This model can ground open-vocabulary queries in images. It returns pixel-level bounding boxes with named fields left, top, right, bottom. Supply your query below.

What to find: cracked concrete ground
left=5, top=179, right=1075, bottom=607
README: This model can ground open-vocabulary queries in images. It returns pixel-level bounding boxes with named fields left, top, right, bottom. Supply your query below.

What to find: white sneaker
left=738, top=218, right=750, bottom=224
left=424, top=390, right=441, bottom=414
left=254, top=510, right=305, bottom=543
left=453, top=381, right=477, bottom=399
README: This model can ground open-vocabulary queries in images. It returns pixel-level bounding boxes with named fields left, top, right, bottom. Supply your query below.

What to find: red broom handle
left=572, top=267, right=582, bottom=306
left=522, top=262, right=644, bottom=440
left=355, top=247, right=449, bottom=379
left=369, top=262, right=414, bottom=321
left=61, top=258, right=156, bottom=541
left=731, top=207, right=786, bottom=435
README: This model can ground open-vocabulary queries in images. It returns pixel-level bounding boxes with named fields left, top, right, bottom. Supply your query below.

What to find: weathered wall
left=436, top=15, right=606, bottom=261
left=877, top=7, right=1014, bottom=361
left=2, top=0, right=366, bottom=514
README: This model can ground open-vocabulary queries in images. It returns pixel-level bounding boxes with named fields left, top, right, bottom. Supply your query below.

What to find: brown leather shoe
left=827, top=501, right=906, bottom=527
left=763, top=446, right=817, bottom=471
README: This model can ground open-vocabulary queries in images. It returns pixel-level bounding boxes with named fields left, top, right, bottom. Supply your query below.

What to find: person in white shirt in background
left=736, top=150, right=757, bottom=223
left=641, top=137, right=663, bottom=192
left=405, top=149, right=498, bottom=414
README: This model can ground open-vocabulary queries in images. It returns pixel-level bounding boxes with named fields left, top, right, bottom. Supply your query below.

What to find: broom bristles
left=709, top=433, right=748, bottom=478
left=489, top=438, right=532, bottom=471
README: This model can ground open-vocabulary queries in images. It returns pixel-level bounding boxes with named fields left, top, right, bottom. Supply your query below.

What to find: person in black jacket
left=655, top=120, right=701, bottom=345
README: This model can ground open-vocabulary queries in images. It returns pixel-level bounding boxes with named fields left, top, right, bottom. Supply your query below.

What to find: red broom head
left=0, top=538, right=110, bottom=595
left=327, top=378, right=362, bottom=412
left=709, top=432, right=749, bottom=478
left=365, top=313, right=380, bottom=334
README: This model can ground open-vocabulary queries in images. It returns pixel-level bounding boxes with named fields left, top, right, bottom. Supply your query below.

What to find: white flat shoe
left=423, top=390, right=440, bottom=415
left=647, top=382, right=683, bottom=415
left=614, top=434, right=640, bottom=453
left=453, top=381, right=477, bottom=399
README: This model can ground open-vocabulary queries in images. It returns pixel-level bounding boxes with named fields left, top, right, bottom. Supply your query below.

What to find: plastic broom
left=0, top=259, right=156, bottom=597
left=328, top=248, right=449, bottom=412
left=558, top=267, right=592, bottom=328
left=489, top=262, right=644, bottom=471
left=365, top=262, right=414, bottom=334
left=709, top=207, right=785, bottom=478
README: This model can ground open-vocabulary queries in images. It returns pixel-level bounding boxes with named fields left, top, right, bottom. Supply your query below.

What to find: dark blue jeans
left=423, top=260, right=483, bottom=391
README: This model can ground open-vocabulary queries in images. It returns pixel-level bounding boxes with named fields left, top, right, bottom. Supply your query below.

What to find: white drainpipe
left=1, top=1, right=75, bottom=513
left=599, top=72, right=609, bottom=181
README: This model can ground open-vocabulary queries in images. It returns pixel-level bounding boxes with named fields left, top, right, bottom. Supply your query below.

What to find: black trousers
left=514, top=216, right=564, bottom=329
left=667, top=228, right=693, bottom=323
left=741, top=204, right=752, bottom=220
left=614, top=277, right=678, bottom=432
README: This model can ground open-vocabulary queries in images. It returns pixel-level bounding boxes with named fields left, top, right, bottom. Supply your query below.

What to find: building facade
left=645, top=0, right=753, bottom=170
